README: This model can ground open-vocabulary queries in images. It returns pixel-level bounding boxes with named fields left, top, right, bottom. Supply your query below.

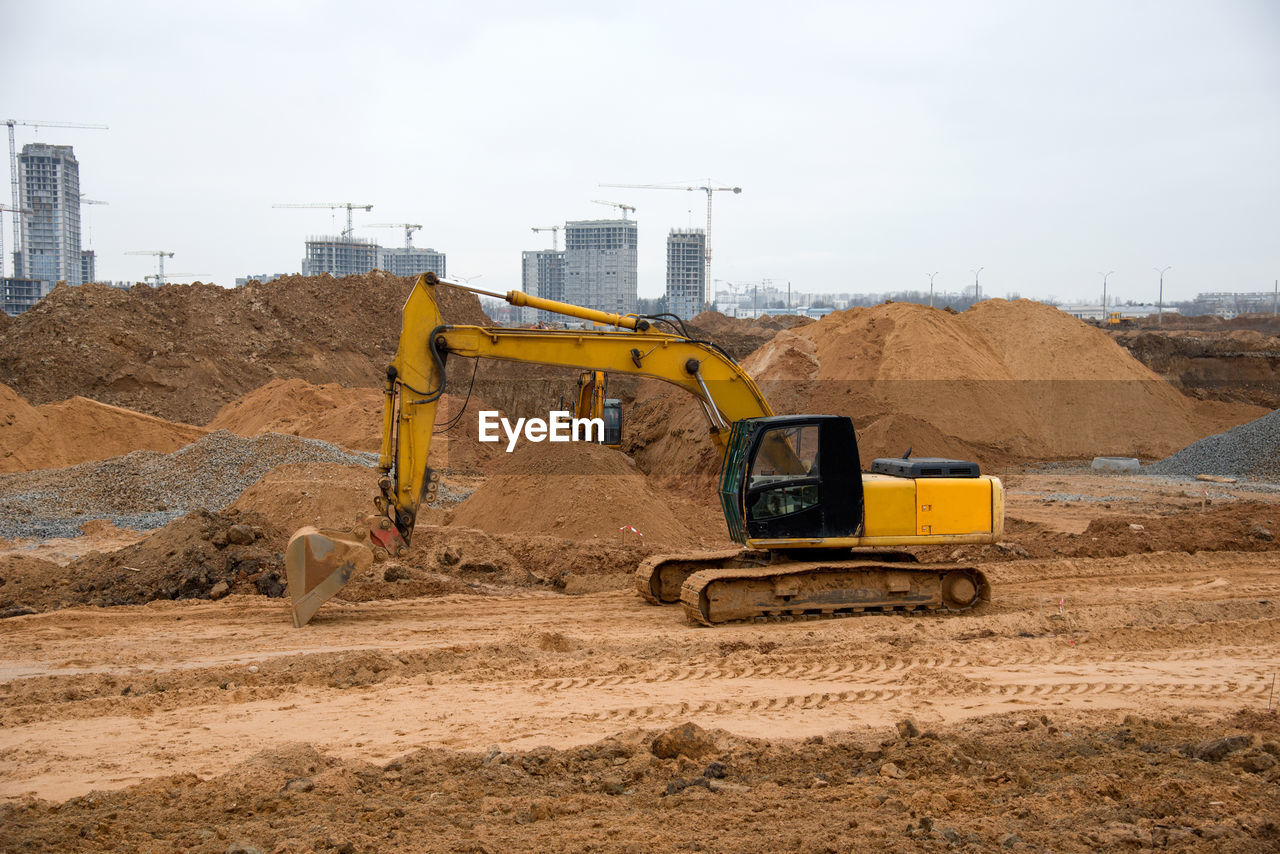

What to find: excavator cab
left=719, top=415, right=864, bottom=545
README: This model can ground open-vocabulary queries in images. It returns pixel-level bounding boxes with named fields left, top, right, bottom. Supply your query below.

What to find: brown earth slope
left=0, top=382, right=208, bottom=473
left=209, top=379, right=505, bottom=472
left=1115, top=327, right=1280, bottom=408
left=0, top=273, right=490, bottom=424
left=628, top=300, right=1265, bottom=485
left=448, top=442, right=726, bottom=550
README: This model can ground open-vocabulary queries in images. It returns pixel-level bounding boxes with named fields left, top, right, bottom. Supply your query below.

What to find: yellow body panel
left=917, top=477, right=994, bottom=536
left=860, top=474, right=916, bottom=537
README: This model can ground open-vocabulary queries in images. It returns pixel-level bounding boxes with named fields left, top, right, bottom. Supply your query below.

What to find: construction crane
left=531, top=225, right=561, bottom=250
left=591, top=199, right=635, bottom=220
left=5, top=119, right=107, bottom=279
left=273, top=202, right=373, bottom=238
left=77, top=195, right=108, bottom=261
left=125, top=250, right=175, bottom=287
left=599, top=180, right=741, bottom=287
left=0, top=203, right=31, bottom=281
left=366, top=223, right=422, bottom=249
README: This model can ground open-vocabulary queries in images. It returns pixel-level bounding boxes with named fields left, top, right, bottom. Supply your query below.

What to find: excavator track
left=635, top=549, right=772, bottom=605
left=679, top=562, right=990, bottom=626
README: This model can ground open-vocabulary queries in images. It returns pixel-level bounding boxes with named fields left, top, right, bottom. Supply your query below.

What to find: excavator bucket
left=285, top=526, right=375, bottom=628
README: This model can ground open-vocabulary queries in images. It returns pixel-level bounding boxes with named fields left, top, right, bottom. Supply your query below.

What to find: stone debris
left=0, top=431, right=374, bottom=540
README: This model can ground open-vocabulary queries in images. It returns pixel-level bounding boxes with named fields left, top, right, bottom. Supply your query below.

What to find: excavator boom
left=286, top=272, right=1003, bottom=627
left=286, top=273, right=773, bottom=626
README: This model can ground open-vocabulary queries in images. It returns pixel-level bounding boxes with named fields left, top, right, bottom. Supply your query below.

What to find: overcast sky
left=4, top=0, right=1277, bottom=304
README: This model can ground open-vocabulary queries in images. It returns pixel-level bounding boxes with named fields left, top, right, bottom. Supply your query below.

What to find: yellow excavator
left=285, top=272, right=1004, bottom=627
left=573, top=370, right=622, bottom=448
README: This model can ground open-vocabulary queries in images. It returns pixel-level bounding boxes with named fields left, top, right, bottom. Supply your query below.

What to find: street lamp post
left=928, top=271, right=939, bottom=308
left=1154, top=266, right=1171, bottom=324
left=971, top=267, right=984, bottom=302
left=1100, top=271, right=1114, bottom=318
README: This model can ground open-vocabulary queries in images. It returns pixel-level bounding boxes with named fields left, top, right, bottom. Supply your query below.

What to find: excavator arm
left=286, top=272, right=773, bottom=626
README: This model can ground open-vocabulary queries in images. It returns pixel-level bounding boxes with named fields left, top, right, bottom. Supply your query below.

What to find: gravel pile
left=0, top=431, right=375, bottom=540
left=1145, top=408, right=1280, bottom=482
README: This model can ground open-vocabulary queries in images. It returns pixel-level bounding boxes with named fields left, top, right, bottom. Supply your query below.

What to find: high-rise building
left=564, top=219, right=637, bottom=316
left=17, top=143, right=82, bottom=291
left=521, top=249, right=566, bottom=324
left=301, top=236, right=378, bottom=277
left=665, top=228, right=706, bottom=320
left=80, top=250, right=96, bottom=285
left=378, top=246, right=447, bottom=278
left=2, top=276, right=44, bottom=315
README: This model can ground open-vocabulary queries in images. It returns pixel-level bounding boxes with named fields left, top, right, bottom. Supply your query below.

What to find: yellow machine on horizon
left=285, top=273, right=1004, bottom=627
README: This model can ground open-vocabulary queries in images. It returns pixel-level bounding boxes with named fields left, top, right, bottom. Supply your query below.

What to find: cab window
left=747, top=424, right=821, bottom=521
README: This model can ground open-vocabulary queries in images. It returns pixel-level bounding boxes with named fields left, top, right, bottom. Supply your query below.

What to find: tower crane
left=599, top=180, right=741, bottom=287
left=273, top=202, right=373, bottom=239
left=590, top=199, right=635, bottom=220
left=5, top=119, right=108, bottom=279
left=531, top=225, right=561, bottom=250
left=79, top=194, right=107, bottom=251
left=125, top=250, right=175, bottom=287
left=366, top=223, right=422, bottom=249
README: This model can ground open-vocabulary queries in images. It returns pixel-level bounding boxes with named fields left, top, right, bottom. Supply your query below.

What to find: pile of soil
left=686, top=310, right=814, bottom=359
left=0, top=382, right=208, bottom=473
left=208, top=379, right=384, bottom=451
left=225, top=462, right=383, bottom=533
left=1147, top=312, right=1280, bottom=335
left=448, top=442, right=727, bottom=549
left=629, top=300, right=1265, bottom=484
left=3, top=712, right=1275, bottom=851
left=346, top=526, right=661, bottom=601
left=920, top=502, right=1278, bottom=564
left=209, top=378, right=505, bottom=473
left=0, top=273, right=490, bottom=424
left=1116, top=328, right=1280, bottom=408
left=0, top=509, right=286, bottom=614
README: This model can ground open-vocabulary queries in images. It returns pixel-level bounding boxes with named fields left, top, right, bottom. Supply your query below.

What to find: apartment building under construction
left=665, top=228, right=706, bottom=320
left=301, top=236, right=379, bottom=278
left=563, top=219, right=637, bottom=316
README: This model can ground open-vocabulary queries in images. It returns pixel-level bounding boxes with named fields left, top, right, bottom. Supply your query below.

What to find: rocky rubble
left=1146, top=408, right=1280, bottom=482
left=0, top=431, right=374, bottom=540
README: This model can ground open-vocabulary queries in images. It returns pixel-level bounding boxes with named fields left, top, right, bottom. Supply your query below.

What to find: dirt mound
left=0, top=273, right=491, bottom=424
left=1116, top=328, right=1280, bottom=408
left=918, top=501, right=1279, bottom=564
left=447, top=441, right=727, bottom=549
left=208, top=379, right=384, bottom=451
left=4, top=711, right=1276, bottom=851
left=226, top=462, right=383, bottom=533
left=686, top=311, right=814, bottom=359
left=0, top=509, right=285, bottom=613
left=0, top=382, right=208, bottom=473
left=630, top=300, right=1265, bottom=483
left=0, top=430, right=374, bottom=540
left=1149, top=311, right=1280, bottom=335
left=208, top=378, right=505, bottom=473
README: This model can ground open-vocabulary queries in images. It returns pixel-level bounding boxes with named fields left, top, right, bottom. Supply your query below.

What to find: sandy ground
left=2, top=470, right=1278, bottom=850
left=3, top=546, right=1278, bottom=804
